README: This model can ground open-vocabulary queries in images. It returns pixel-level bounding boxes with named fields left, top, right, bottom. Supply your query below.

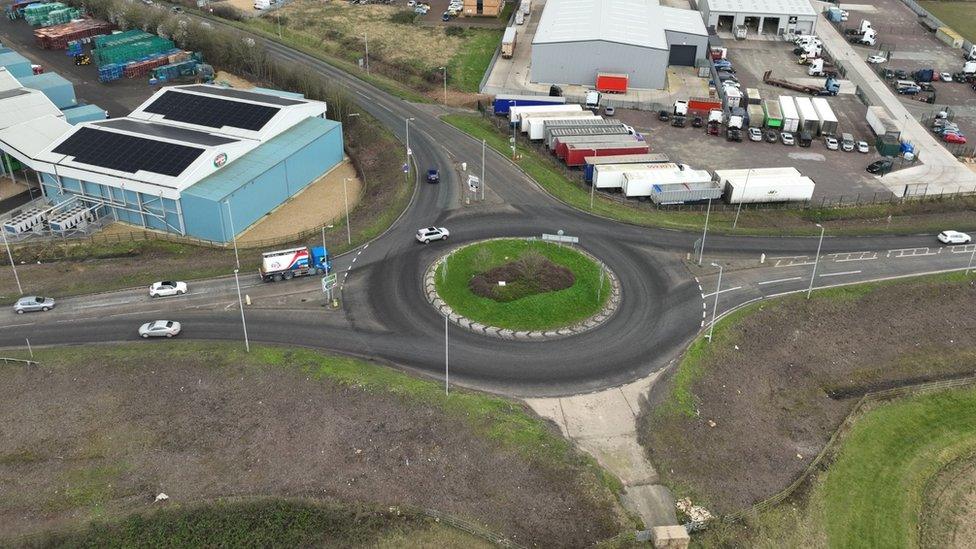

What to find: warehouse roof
left=703, top=0, right=816, bottom=16
left=0, top=87, right=64, bottom=131
left=0, top=114, right=71, bottom=163
left=534, top=0, right=706, bottom=49
left=0, top=67, right=19, bottom=92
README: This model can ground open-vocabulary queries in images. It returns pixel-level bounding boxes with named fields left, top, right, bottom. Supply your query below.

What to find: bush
left=210, top=3, right=244, bottom=21
left=388, top=9, right=416, bottom=24
left=445, top=25, right=465, bottom=37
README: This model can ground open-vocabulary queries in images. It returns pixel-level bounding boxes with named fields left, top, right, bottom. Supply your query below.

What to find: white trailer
left=520, top=110, right=594, bottom=134
left=795, top=96, right=819, bottom=135
left=527, top=114, right=599, bottom=140
left=779, top=96, right=799, bottom=133
left=811, top=97, right=838, bottom=136
left=715, top=167, right=816, bottom=204
left=508, top=104, right=582, bottom=126
left=866, top=105, right=897, bottom=137
left=620, top=164, right=712, bottom=198
left=593, top=162, right=679, bottom=189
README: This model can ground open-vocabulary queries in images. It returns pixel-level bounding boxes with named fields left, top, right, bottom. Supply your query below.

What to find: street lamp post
left=405, top=117, right=415, bottom=159
left=363, top=33, right=369, bottom=75
left=2, top=228, right=23, bottom=295
left=967, top=240, right=976, bottom=275
left=708, top=262, right=723, bottom=343
left=481, top=139, right=486, bottom=201
left=224, top=200, right=240, bottom=271
left=698, top=198, right=712, bottom=265
left=807, top=223, right=825, bottom=299
left=438, top=66, right=447, bottom=105
left=342, top=177, right=352, bottom=245
left=732, top=169, right=751, bottom=230
left=233, top=269, right=250, bottom=353
left=444, top=314, right=449, bottom=395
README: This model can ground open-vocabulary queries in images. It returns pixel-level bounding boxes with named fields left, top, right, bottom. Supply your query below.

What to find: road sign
left=407, top=147, right=413, bottom=156
left=467, top=174, right=480, bottom=192
left=542, top=233, right=579, bottom=244
left=402, top=163, right=409, bottom=173
left=321, top=273, right=338, bottom=293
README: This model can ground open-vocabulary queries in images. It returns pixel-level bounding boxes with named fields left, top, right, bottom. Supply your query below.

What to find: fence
left=724, top=374, right=976, bottom=522
left=0, top=357, right=38, bottom=367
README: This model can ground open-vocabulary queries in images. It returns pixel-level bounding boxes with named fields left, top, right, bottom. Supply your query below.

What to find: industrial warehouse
left=0, top=84, right=343, bottom=243
left=698, top=0, right=818, bottom=36
left=530, top=0, right=708, bottom=89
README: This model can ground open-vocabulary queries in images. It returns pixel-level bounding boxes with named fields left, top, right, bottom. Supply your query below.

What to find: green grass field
left=448, top=29, right=504, bottom=93
left=920, top=2, right=976, bottom=43
left=434, top=239, right=611, bottom=331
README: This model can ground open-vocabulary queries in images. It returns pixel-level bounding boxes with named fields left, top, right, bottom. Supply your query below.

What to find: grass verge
left=442, top=113, right=976, bottom=236
left=448, top=28, right=503, bottom=92
left=433, top=239, right=611, bottom=331
left=919, top=2, right=976, bottom=43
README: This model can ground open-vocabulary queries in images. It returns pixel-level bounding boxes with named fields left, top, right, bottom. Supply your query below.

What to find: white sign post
left=321, top=273, right=338, bottom=302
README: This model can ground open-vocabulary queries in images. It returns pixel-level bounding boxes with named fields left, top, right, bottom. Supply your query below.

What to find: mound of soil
left=469, top=254, right=574, bottom=302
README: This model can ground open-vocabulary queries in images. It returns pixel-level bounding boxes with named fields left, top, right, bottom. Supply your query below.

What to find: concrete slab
left=577, top=433, right=659, bottom=486
left=623, top=485, right=679, bottom=527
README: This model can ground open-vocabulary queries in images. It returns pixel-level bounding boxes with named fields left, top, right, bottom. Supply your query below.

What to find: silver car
left=416, top=226, right=450, bottom=243
left=138, top=320, right=182, bottom=338
left=14, top=296, right=55, bottom=314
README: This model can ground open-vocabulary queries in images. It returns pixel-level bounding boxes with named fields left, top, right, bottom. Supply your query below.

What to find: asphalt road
left=0, top=19, right=968, bottom=397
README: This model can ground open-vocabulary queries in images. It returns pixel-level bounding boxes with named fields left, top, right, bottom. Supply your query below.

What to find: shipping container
left=492, top=95, right=566, bottom=115
left=507, top=102, right=578, bottom=124
left=794, top=96, right=819, bottom=135
left=593, top=162, right=680, bottom=189
left=763, top=99, right=783, bottom=128
left=520, top=109, right=593, bottom=133
left=525, top=113, right=598, bottom=139
left=746, top=87, right=761, bottom=105
left=596, top=72, right=628, bottom=93
left=716, top=167, right=815, bottom=203
left=501, top=27, right=517, bottom=58
left=779, top=96, right=799, bottom=133
left=936, top=27, right=963, bottom=49
left=565, top=142, right=650, bottom=167
left=811, top=97, right=838, bottom=136
left=687, top=96, right=723, bottom=116
left=649, top=179, right=723, bottom=204
left=747, top=104, right=765, bottom=128
left=724, top=87, right=742, bottom=109
left=583, top=153, right=670, bottom=182
left=555, top=134, right=640, bottom=160
left=544, top=123, right=634, bottom=151
left=17, top=71, right=76, bottom=108
left=620, top=164, right=712, bottom=198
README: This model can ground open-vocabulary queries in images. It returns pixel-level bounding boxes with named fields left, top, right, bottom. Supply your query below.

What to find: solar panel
left=143, top=90, right=280, bottom=131
left=53, top=127, right=205, bottom=177
left=95, top=118, right=239, bottom=146
left=181, top=85, right=305, bottom=106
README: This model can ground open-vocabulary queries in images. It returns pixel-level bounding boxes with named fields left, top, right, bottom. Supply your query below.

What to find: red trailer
left=595, top=72, right=629, bottom=94
left=554, top=134, right=639, bottom=160
left=565, top=143, right=651, bottom=167
left=687, top=96, right=722, bottom=116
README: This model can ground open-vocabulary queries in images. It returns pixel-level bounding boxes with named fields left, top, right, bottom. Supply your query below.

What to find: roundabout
left=423, top=239, right=621, bottom=339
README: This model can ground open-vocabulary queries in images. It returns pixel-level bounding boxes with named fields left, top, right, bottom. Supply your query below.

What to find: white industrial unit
left=715, top=167, right=815, bottom=203
left=699, top=0, right=818, bottom=37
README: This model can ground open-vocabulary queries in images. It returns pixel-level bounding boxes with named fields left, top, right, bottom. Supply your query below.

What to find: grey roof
left=95, top=118, right=239, bottom=146
left=534, top=0, right=706, bottom=49
left=704, top=0, right=816, bottom=16
left=180, top=85, right=306, bottom=106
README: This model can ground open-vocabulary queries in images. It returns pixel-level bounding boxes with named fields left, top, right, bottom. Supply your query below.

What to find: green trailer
left=763, top=99, right=783, bottom=129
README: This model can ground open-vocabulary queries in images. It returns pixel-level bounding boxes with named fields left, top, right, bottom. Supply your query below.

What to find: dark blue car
left=427, top=168, right=440, bottom=183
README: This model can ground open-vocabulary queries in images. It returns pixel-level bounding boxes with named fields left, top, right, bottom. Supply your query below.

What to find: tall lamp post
left=708, top=262, right=723, bottom=343
left=224, top=200, right=240, bottom=271
left=233, top=268, right=250, bottom=353
left=363, top=33, right=369, bottom=75
left=342, top=177, right=352, bottom=245
left=967, top=239, right=976, bottom=275
left=481, top=139, right=486, bottom=201
left=698, top=198, right=712, bottom=265
left=732, top=169, right=752, bottom=230
left=444, top=314, right=449, bottom=395
left=438, top=66, right=447, bottom=105
left=807, top=223, right=825, bottom=299
left=2, top=228, right=23, bottom=295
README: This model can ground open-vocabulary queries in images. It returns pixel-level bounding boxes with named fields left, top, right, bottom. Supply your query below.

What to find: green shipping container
left=875, top=136, right=901, bottom=157
left=763, top=99, right=783, bottom=129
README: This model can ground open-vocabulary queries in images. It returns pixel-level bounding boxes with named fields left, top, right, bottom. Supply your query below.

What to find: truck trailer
left=715, top=167, right=816, bottom=204
left=525, top=114, right=600, bottom=140
left=520, top=110, right=594, bottom=134
left=509, top=103, right=582, bottom=126
left=794, top=96, right=819, bottom=135
left=620, top=164, right=713, bottom=198
left=492, top=94, right=566, bottom=115
left=260, top=246, right=332, bottom=282
left=596, top=72, right=629, bottom=93
left=811, top=97, right=838, bottom=136
left=583, top=153, right=670, bottom=183
left=546, top=123, right=632, bottom=149
left=763, top=99, right=783, bottom=128
left=554, top=134, right=641, bottom=159
left=747, top=104, right=765, bottom=128
left=501, top=27, right=517, bottom=58
left=866, top=105, right=899, bottom=138
left=593, top=162, right=680, bottom=189
left=779, top=95, right=800, bottom=133
left=565, top=142, right=650, bottom=167
left=687, top=97, right=723, bottom=116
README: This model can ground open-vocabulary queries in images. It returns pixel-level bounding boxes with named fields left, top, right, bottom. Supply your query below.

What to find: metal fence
left=0, top=357, right=38, bottom=367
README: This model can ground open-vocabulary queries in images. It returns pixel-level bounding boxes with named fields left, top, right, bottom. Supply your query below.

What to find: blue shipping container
left=492, top=94, right=566, bottom=115
left=18, top=71, right=76, bottom=108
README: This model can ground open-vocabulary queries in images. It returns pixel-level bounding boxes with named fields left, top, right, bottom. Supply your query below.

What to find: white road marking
left=352, top=256, right=357, bottom=263
left=758, top=276, right=803, bottom=285
left=827, top=251, right=877, bottom=262
left=951, top=244, right=976, bottom=254
left=702, top=286, right=742, bottom=298
left=773, top=256, right=814, bottom=267
left=363, top=243, right=369, bottom=249
left=887, top=247, right=940, bottom=258
left=819, top=270, right=862, bottom=278
left=0, top=322, right=34, bottom=328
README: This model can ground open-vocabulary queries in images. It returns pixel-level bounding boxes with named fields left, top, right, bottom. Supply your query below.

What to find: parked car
left=604, top=106, right=615, bottom=116
left=765, top=130, right=778, bottom=143
left=139, top=320, right=182, bottom=338
left=416, top=226, right=449, bottom=243
left=170, top=5, right=182, bottom=12
left=13, top=296, right=55, bottom=314
left=426, top=168, right=440, bottom=183
left=841, top=133, right=855, bottom=152
left=894, top=69, right=909, bottom=79
left=857, top=140, right=870, bottom=153
left=442, top=11, right=450, bottom=20
left=658, top=110, right=671, bottom=121
left=713, top=60, right=733, bottom=69
left=941, top=72, right=953, bottom=82
left=867, top=54, right=887, bottom=64
left=748, top=127, right=763, bottom=141
left=824, top=136, right=839, bottom=150
left=691, top=115, right=704, bottom=128
left=944, top=133, right=968, bottom=144
left=780, top=132, right=795, bottom=146
left=149, top=281, right=188, bottom=298
left=937, top=230, right=972, bottom=244
left=866, top=159, right=893, bottom=174
left=920, top=82, right=935, bottom=92
left=897, top=85, right=921, bottom=95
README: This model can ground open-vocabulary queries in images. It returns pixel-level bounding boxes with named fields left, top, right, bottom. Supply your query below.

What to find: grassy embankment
left=442, top=113, right=976, bottom=236
left=434, top=239, right=611, bottom=330
left=920, top=1, right=976, bottom=43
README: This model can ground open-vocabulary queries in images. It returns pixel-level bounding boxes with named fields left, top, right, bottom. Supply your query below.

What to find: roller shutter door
left=669, top=45, right=697, bottom=66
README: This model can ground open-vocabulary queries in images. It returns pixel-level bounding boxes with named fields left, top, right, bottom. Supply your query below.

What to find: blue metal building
left=17, top=72, right=76, bottom=109
left=0, top=50, right=31, bottom=79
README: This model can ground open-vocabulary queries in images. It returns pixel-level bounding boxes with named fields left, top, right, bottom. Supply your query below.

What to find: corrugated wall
left=531, top=40, right=670, bottom=89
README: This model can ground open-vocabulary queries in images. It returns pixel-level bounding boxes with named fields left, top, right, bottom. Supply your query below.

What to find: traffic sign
left=321, top=273, right=338, bottom=293
left=402, top=163, right=409, bottom=173
left=467, top=174, right=480, bottom=192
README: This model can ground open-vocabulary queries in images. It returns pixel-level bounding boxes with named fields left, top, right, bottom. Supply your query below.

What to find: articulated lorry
left=260, top=246, right=332, bottom=282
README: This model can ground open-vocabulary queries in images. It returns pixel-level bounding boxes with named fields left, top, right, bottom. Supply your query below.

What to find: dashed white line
left=702, top=286, right=742, bottom=298
left=352, top=257, right=358, bottom=263
left=819, top=270, right=862, bottom=278
left=758, top=276, right=803, bottom=285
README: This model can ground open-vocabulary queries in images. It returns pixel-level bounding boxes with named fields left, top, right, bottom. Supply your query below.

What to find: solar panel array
left=143, top=90, right=280, bottom=131
left=181, top=85, right=305, bottom=106
left=53, top=127, right=205, bottom=177
left=96, top=118, right=238, bottom=146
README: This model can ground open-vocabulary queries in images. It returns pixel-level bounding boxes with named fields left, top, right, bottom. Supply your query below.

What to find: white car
left=941, top=72, right=952, bottom=82
left=824, top=136, right=839, bottom=150
left=867, top=54, right=887, bottom=64
left=748, top=127, right=763, bottom=142
left=781, top=132, right=795, bottom=146
left=139, top=320, right=182, bottom=338
left=416, top=226, right=450, bottom=243
left=149, top=280, right=188, bottom=297
left=857, top=140, right=870, bottom=153
left=937, top=230, right=972, bottom=245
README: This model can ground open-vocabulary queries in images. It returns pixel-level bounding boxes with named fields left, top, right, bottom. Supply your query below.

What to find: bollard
left=332, top=298, right=339, bottom=308
left=245, top=295, right=251, bottom=306
left=760, top=253, right=765, bottom=264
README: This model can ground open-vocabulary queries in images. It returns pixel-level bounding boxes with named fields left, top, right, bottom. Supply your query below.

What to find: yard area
left=0, top=343, right=625, bottom=545
left=638, top=271, right=976, bottom=515
left=920, top=1, right=976, bottom=43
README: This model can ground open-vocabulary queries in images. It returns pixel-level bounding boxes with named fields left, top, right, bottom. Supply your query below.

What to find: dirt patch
left=469, top=252, right=574, bottom=302
left=921, top=453, right=976, bottom=549
left=0, top=344, right=621, bottom=545
left=639, top=276, right=976, bottom=513
left=212, top=70, right=257, bottom=89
